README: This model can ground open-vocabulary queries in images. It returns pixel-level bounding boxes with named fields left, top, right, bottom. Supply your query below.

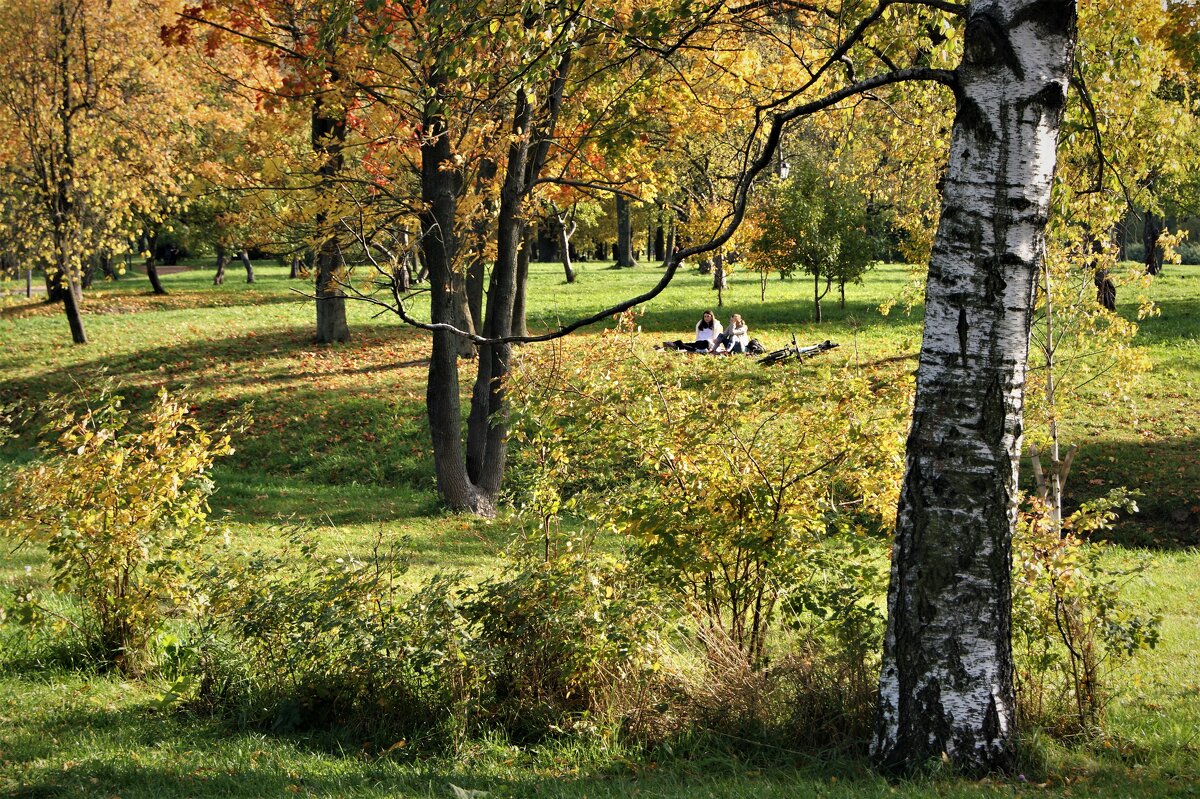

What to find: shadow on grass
left=1058, top=434, right=1200, bottom=549
left=0, top=326, right=441, bottom=524
left=3, top=691, right=891, bottom=799
left=1129, top=297, right=1200, bottom=346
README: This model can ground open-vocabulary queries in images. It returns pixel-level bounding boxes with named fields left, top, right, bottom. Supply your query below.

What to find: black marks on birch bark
left=956, top=97, right=997, bottom=144
left=957, top=307, right=969, bottom=367
left=1027, top=81, right=1066, bottom=113
left=981, top=373, right=1007, bottom=450
left=983, top=255, right=1008, bottom=302
left=964, top=14, right=1024, bottom=80
left=1012, top=0, right=1077, bottom=36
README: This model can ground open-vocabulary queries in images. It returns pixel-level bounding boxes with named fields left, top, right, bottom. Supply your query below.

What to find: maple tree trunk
left=615, top=195, right=635, bottom=267
left=313, top=84, right=350, bottom=343
left=873, top=0, right=1076, bottom=775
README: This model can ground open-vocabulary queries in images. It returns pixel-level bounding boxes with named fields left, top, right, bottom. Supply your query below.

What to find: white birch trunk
left=872, top=0, right=1077, bottom=774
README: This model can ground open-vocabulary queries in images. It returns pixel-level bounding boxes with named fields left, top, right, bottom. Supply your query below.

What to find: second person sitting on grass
left=715, top=313, right=749, bottom=354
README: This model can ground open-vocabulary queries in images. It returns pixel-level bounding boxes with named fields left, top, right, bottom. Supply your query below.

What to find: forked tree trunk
left=421, top=85, right=494, bottom=515
left=873, top=0, right=1077, bottom=776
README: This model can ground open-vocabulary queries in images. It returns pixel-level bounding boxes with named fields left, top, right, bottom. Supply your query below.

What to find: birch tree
left=872, top=0, right=1078, bottom=774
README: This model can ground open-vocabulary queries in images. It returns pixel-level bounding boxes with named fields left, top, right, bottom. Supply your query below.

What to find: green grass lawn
left=0, top=257, right=1198, bottom=798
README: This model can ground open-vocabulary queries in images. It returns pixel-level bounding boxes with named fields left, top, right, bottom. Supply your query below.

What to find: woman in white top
left=692, top=310, right=722, bottom=351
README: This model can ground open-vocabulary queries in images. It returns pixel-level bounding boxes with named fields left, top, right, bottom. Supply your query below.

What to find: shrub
left=0, top=383, right=232, bottom=675
left=508, top=318, right=907, bottom=667
left=1012, top=489, right=1161, bottom=737
left=462, top=529, right=668, bottom=743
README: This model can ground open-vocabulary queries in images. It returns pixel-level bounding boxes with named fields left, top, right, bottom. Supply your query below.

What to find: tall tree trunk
left=873, top=0, right=1077, bottom=776
left=239, top=249, right=255, bottom=283
left=615, top=195, right=635, bottom=267
left=313, top=76, right=350, bottom=344
left=289, top=254, right=301, bottom=279
left=466, top=89, right=532, bottom=496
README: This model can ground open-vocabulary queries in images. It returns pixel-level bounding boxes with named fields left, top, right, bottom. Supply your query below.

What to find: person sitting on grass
left=688, top=309, right=722, bottom=352
left=715, top=313, right=749, bottom=354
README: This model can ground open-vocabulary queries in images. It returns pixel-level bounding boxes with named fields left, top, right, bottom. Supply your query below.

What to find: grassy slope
left=0, top=259, right=1197, bottom=798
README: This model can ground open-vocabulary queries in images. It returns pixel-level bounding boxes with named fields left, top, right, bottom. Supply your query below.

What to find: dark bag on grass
left=747, top=338, right=765, bottom=355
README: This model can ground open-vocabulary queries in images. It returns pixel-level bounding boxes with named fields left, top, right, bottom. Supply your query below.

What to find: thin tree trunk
left=53, top=0, right=85, bottom=344
left=511, top=223, right=531, bottom=337
left=813, top=270, right=822, bottom=323
left=466, top=88, right=531, bottom=494
left=146, top=258, right=167, bottom=295
left=466, top=158, right=497, bottom=333
left=239, top=249, right=255, bottom=283
left=873, top=0, right=1077, bottom=776
left=560, top=214, right=577, bottom=283
left=214, top=244, right=228, bottom=285
left=289, top=254, right=301, bottom=279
